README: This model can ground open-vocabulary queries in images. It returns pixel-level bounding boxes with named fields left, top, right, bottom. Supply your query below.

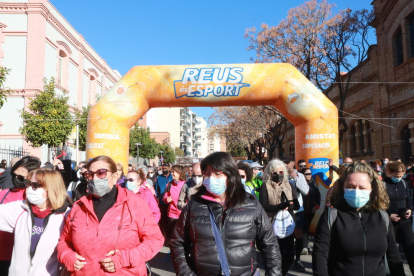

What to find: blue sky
left=52, top=0, right=375, bottom=120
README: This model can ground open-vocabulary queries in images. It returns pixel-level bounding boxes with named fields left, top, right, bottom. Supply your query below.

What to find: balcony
left=180, top=127, right=189, bottom=137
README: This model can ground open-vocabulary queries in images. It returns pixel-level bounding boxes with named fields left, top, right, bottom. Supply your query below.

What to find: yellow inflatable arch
left=86, top=63, right=338, bottom=190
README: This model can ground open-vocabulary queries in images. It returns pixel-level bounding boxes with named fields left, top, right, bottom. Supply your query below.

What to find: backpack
left=327, top=207, right=390, bottom=275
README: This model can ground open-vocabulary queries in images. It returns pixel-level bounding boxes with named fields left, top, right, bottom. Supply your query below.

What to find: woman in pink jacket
left=163, top=165, right=185, bottom=241
left=57, top=156, right=164, bottom=275
left=126, top=169, right=161, bottom=223
left=0, top=168, right=70, bottom=276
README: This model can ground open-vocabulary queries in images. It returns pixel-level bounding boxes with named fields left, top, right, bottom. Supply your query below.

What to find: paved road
left=149, top=245, right=412, bottom=276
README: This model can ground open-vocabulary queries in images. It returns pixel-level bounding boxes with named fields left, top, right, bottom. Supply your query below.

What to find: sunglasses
left=26, top=180, right=44, bottom=191
left=271, top=171, right=284, bottom=176
left=240, top=175, right=246, bottom=179
left=192, top=174, right=203, bottom=178
left=299, top=165, right=306, bottom=168
left=83, top=169, right=110, bottom=180
left=13, top=174, right=26, bottom=181
left=127, top=178, right=140, bottom=182
left=304, top=173, right=312, bottom=176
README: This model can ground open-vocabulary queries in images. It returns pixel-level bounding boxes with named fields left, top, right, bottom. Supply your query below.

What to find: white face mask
left=149, top=173, right=154, bottom=178
left=26, top=186, right=47, bottom=206
left=158, top=170, right=162, bottom=175
left=193, top=176, right=203, bottom=185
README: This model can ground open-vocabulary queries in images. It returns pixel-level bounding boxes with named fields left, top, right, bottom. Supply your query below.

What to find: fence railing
left=0, top=147, right=30, bottom=165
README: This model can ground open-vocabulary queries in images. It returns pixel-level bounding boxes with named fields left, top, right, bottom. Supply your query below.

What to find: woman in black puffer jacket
left=171, top=152, right=282, bottom=276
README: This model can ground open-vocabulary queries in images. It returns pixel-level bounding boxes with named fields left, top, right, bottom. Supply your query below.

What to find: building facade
left=195, top=116, right=208, bottom=158
left=280, top=0, right=414, bottom=163
left=145, top=107, right=204, bottom=157
left=0, top=0, right=120, bottom=163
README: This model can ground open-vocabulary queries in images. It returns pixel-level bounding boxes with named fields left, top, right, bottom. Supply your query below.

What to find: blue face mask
left=241, top=178, right=246, bottom=185
left=126, top=181, right=137, bottom=191
left=344, top=189, right=371, bottom=209
left=203, top=176, right=226, bottom=196
left=256, top=171, right=263, bottom=178
left=391, top=177, right=402, bottom=183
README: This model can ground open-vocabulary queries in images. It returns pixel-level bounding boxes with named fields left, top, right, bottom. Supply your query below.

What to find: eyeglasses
left=304, top=173, right=312, bottom=176
left=299, top=165, right=306, bottom=168
left=203, top=171, right=225, bottom=178
left=271, top=171, right=284, bottom=176
left=240, top=175, right=246, bottom=179
left=26, top=180, right=44, bottom=191
left=83, top=169, right=110, bottom=180
left=126, top=178, right=139, bottom=182
left=192, top=174, right=203, bottom=178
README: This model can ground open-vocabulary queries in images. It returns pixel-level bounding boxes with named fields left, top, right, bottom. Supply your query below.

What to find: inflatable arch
left=86, top=63, right=338, bottom=190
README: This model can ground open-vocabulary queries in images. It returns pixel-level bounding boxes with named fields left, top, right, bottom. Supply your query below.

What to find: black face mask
left=163, top=170, right=169, bottom=175
left=12, top=176, right=26, bottom=189
left=272, top=174, right=282, bottom=183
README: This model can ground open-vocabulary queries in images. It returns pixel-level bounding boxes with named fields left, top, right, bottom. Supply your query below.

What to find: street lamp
left=135, top=143, right=142, bottom=165
left=159, top=151, right=164, bottom=165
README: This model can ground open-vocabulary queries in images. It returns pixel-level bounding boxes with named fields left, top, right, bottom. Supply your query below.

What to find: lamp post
left=159, top=151, right=164, bottom=165
left=135, top=143, right=141, bottom=165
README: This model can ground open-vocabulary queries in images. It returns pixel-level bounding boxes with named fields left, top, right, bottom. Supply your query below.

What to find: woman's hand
left=405, top=209, right=412, bottom=219
left=74, top=253, right=86, bottom=271
left=100, top=250, right=119, bottom=273
left=167, top=196, right=172, bottom=203
left=390, top=214, right=400, bottom=222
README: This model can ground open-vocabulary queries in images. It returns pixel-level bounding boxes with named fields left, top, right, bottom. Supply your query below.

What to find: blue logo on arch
left=308, top=158, right=332, bottom=189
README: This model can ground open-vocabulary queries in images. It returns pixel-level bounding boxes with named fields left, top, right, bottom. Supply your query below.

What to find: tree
left=245, top=0, right=374, bottom=144
left=227, top=141, right=247, bottom=157
left=158, top=144, right=176, bottom=164
left=174, top=147, right=184, bottom=157
left=129, top=125, right=159, bottom=159
left=74, top=104, right=92, bottom=151
left=0, top=66, right=12, bottom=109
left=20, top=78, right=75, bottom=161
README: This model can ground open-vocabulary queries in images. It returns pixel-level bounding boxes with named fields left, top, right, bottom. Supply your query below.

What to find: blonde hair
left=330, top=162, right=389, bottom=211
left=27, top=169, right=68, bottom=210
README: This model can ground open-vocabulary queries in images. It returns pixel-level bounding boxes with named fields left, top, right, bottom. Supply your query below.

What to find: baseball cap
left=249, top=162, right=263, bottom=169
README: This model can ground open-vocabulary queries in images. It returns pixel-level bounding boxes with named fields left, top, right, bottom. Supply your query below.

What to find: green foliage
left=20, top=78, right=75, bottom=148
left=158, top=144, right=176, bottom=164
left=129, top=125, right=159, bottom=159
left=74, top=105, right=92, bottom=151
left=174, top=147, right=184, bottom=157
left=0, top=67, right=12, bottom=109
left=228, top=142, right=247, bottom=157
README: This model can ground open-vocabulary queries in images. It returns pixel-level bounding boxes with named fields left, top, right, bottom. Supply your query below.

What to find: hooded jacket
left=57, top=185, right=164, bottom=275
left=0, top=188, right=25, bottom=261
left=170, top=192, right=282, bottom=276
left=0, top=200, right=70, bottom=276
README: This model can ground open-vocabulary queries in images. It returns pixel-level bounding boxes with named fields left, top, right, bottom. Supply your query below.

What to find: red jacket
left=57, top=185, right=164, bottom=275
left=0, top=188, right=25, bottom=260
left=163, top=180, right=185, bottom=219
left=135, top=186, right=161, bottom=223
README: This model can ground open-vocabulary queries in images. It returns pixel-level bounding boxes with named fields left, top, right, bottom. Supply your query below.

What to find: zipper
left=358, top=212, right=366, bottom=276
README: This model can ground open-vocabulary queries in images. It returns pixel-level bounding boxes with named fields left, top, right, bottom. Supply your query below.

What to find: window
left=395, top=29, right=404, bottom=66
left=409, top=15, right=414, bottom=58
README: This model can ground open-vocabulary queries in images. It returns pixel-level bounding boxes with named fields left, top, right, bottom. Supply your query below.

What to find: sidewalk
left=149, top=245, right=412, bottom=276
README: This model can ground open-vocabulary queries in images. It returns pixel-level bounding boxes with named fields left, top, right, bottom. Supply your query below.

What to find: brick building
left=281, top=0, right=414, bottom=163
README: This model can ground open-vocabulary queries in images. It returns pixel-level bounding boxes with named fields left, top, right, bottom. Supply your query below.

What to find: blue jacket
left=155, top=174, right=173, bottom=205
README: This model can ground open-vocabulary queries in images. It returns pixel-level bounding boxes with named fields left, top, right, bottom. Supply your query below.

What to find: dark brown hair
left=171, top=165, right=186, bottom=181
left=386, top=161, right=405, bottom=173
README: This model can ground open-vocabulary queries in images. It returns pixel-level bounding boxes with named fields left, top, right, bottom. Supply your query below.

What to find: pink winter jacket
left=57, top=185, right=164, bottom=276
left=0, top=188, right=25, bottom=261
left=163, top=180, right=185, bottom=219
left=135, top=185, right=161, bottom=223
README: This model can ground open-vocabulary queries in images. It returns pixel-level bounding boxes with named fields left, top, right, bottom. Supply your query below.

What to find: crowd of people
left=0, top=153, right=413, bottom=275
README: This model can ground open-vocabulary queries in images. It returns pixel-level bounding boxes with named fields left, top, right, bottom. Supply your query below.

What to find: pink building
left=0, top=0, right=121, bottom=163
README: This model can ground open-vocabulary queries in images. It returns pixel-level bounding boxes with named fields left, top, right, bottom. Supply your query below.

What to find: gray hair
left=263, top=158, right=289, bottom=184
left=136, top=164, right=148, bottom=176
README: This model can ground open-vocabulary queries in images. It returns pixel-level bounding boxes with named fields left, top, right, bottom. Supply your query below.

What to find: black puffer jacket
left=170, top=193, right=282, bottom=276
